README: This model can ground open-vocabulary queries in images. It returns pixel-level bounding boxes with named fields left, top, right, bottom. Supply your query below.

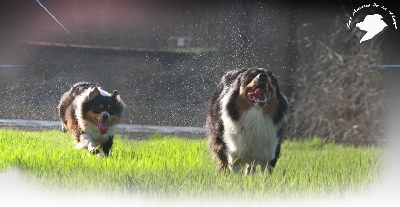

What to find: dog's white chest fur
left=222, top=107, right=278, bottom=163
left=83, top=121, right=116, bottom=144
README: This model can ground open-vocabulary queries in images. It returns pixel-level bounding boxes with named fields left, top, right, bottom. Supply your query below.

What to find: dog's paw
left=89, top=149, right=100, bottom=155
left=61, top=124, right=67, bottom=132
left=75, top=142, right=85, bottom=149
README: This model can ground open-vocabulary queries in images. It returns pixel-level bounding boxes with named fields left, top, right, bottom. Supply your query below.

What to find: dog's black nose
left=259, top=73, right=268, bottom=82
left=102, top=112, right=109, bottom=120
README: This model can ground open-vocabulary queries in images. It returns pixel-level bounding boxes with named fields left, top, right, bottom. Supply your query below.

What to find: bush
left=287, top=14, right=386, bottom=145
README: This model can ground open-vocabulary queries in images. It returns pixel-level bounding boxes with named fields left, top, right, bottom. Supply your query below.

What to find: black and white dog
left=58, top=82, right=125, bottom=156
left=207, top=68, right=288, bottom=174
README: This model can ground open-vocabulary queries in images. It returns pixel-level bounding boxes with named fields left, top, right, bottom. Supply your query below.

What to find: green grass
left=0, top=129, right=383, bottom=199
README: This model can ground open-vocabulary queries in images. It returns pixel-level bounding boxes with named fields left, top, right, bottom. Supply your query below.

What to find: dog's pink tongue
left=248, top=88, right=261, bottom=97
left=98, top=122, right=108, bottom=134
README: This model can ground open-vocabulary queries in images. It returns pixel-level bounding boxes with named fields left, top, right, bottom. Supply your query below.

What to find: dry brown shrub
left=287, top=14, right=387, bottom=145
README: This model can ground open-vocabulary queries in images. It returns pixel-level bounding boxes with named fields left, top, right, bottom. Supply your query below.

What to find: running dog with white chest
left=58, top=82, right=125, bottom=156
left=207, top=68, right=288, bottom=174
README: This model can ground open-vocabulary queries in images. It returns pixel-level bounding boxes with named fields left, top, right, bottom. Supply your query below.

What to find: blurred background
left=0, top=0, right=399, bottom=143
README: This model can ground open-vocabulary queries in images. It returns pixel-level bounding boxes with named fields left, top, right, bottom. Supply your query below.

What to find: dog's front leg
left=75, top=133, right=99, bottom=154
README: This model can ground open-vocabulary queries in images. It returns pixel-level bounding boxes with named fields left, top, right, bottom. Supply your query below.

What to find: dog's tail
left=69, top=82, right=97, bottom=97
left=58, top=82, right=97, bottom=131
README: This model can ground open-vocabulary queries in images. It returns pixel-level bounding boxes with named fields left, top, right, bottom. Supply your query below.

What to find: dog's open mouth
left=246, top=83, right=272, bottom=106
left=96, top=120, right=109, bottom=134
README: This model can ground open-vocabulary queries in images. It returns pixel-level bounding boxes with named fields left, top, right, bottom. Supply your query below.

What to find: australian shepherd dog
left=58, top=82, right=125, bottom=156
left=207, top=68, right=288, bottom=174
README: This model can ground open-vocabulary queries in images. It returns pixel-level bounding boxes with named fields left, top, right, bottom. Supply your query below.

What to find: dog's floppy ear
left=266, top=70, right=280, bottom=92
left=266, top=70, right=277, bottom=83
left=112, top=90, right=119, bottom=99
left=88, top=87, right=101, bottom=101
left=221, top=68, right=247, bottom=87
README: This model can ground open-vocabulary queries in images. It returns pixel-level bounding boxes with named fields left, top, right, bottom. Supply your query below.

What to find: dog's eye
left=92, top=105, right=103, bottom=113
left=108, top=105, right=116, bottom=114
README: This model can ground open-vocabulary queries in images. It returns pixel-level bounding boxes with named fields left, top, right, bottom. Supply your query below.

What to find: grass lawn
left=0, top=129, right=383, bottom=199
